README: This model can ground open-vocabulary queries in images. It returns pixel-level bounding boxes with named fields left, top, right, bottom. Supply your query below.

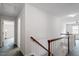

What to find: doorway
left=3, top=20, right=14, bottom=48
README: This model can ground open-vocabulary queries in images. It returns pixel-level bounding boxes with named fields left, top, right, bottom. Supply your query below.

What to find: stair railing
left=30, top=36, right=53, bottom=55
left=48, top=32, right=72, bottom=56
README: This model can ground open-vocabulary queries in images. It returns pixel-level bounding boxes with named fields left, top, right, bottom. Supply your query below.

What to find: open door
left=1, top=19, right=15, bottom=48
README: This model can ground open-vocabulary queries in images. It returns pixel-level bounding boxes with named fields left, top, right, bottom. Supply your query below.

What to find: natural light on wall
left=4, top=20, right=14, bottom=39
left=4, top=20, right=14, bottom=25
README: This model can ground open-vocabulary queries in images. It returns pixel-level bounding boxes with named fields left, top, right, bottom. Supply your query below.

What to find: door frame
left=1, top=19, right=15, bottom=47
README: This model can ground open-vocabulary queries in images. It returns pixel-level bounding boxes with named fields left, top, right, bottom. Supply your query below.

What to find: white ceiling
left=30, top=3, right=79, bottom=17
left=0, top=3, right=24, bottom=17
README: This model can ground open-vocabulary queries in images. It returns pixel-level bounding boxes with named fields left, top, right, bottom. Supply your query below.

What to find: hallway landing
left=68, top=40, right=79, bottom=56
left=0, top=38, right=23, bottom=56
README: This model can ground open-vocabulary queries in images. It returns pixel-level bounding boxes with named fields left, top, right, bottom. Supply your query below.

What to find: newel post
left=67, top=32, right=70, bottom=54
left=68, top=34, right=70, bottom=54
left=48, top=40, right=51, bottom=56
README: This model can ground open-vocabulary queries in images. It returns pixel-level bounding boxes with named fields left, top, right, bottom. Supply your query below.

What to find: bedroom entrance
left=3, top=20, right=15, bottom=48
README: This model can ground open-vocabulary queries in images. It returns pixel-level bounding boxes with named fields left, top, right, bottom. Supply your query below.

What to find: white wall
left=19, top=4, right=67, bottom=56
left=47, top=17, right=66, bottom=39
left=18, top=5, right=25, bottom=55
left=25, top=4, right=50, bottom=56
left=17, top=18, right=21, bottom=48
left=25, top=4, right=66, bottom=56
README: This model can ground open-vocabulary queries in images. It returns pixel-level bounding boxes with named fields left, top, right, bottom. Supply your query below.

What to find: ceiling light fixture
left=67, top=13, right=77, bottom=17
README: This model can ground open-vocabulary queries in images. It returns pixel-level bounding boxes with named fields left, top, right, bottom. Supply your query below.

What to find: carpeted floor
left=68, top=40, right=79, bottom=56
left=0, top=38, right=23, bottom=56
left=2, top=38, right=79, bottom=56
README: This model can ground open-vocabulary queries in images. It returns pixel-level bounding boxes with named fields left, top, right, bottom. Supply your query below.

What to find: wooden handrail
left=30, top=34, right=70, bottom=56
left=48, top=37, right=65, bottom=42
left=48, top=35, right=70, bottom=56
left=48, top=33, right=72, bottom=42
left=30, top=36, right=53, bottom=56
left=48, top=37, right=66, bottom=56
